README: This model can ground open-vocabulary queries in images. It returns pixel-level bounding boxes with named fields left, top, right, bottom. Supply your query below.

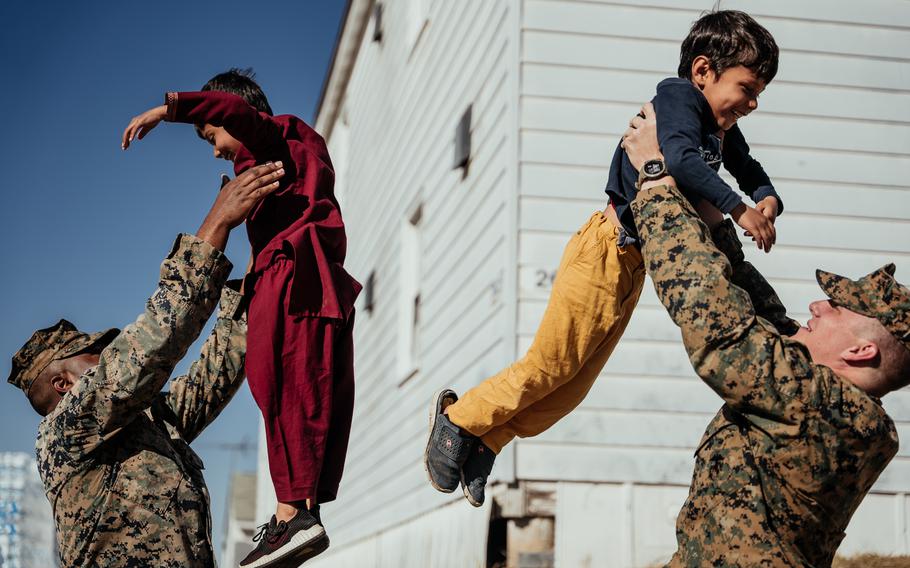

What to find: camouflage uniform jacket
left=631, top=185, right=898, bottom=568
left=35, top=234, right=247, bottom=568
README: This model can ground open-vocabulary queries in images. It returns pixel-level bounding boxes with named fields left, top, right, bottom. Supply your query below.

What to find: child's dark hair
left=678, top=10, right=779, bottom=84
left=202, top=68, right=273, bottom=115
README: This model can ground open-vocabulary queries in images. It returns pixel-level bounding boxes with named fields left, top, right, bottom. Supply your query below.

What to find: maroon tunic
left=165, top=91, right=359, bottom=503
left=165, top=91, right=361, bottom=319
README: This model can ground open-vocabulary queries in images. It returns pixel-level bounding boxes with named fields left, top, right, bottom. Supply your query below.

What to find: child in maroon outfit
left=123, top=69, right=360, bottom=568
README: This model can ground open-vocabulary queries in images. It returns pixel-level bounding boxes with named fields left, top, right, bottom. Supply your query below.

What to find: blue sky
left=0, top=0, right=347, bottom=556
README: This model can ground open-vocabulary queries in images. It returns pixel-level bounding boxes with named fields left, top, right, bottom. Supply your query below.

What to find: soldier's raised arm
left=53, top=236, right=231, bottom=455
left=50, top=164, right=283, bottom=457
left=631, top=183, right=810, bottom=417
left=709, top=218, right=800, bottom=336
left=154, top=279, right=248, bottom=443
left=622, top=104, right=811, bottom=418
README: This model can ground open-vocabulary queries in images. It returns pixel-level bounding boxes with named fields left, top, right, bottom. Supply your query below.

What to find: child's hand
left=122, top=105, right=167, bottom=150
left=756, top=196, right=779, bottom=224
left=730, top=203, right=776, bottom=253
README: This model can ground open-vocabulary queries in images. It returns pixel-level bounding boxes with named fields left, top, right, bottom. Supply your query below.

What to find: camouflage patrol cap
left=816, top=264, right=910, bottom=352
left=8, top=319, right=119, bottom=396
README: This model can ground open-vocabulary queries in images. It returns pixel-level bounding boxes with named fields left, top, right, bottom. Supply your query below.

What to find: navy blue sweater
left=606, top=78, right=781, bottom=244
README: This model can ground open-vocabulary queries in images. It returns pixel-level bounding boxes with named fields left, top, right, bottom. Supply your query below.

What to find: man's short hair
left=678, top=10, right=780, bottom=84
left=817, top=263, right=910, bottom=391
left=202, top=68, right=273, bottom=115
left=860, top=319, right=910, bottom=390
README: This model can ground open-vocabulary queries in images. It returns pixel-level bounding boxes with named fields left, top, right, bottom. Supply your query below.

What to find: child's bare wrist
left=730, top=202, right=747, bottom=220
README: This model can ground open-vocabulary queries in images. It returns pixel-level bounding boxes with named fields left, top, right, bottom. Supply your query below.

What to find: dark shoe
left=239, top=509, right=329, bottom=567
left=461, top=440, right=496, bottom=507
left=424, top=389, right=475, bottom=493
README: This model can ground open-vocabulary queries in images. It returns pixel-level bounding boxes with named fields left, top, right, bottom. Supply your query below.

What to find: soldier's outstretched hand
left=197, top=162, right=285, bottom=250
left=621, top=102, right=660, bottom=171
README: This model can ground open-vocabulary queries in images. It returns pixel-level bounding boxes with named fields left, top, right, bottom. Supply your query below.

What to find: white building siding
left=308, top=499, right=491, bottom=568
left=310, top=0, right=520, bottom=563
left=291, top=0, right=910, bottom=565
left=515, top=0, right=910, bottom=562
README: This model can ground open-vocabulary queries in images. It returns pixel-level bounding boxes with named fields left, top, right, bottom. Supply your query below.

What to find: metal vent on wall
left=454, top=104, right=472, bottom=170
left=364, top=270, right=376, bottom=314
left=372, top=3, right=383, bottom=42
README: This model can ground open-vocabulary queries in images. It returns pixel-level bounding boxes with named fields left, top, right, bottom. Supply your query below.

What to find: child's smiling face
left=200, top=123, right=242, bottom=162
left=693, top=57, right=766, bottom=131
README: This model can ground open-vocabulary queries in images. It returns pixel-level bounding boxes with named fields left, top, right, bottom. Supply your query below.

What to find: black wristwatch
left=636, top=158, right=668, bottom=189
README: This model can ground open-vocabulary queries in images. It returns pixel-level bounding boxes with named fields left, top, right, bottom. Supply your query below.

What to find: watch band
left=637, top=158, right=668, bottom=189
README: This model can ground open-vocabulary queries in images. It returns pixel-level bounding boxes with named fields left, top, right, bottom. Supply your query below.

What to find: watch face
left=643, top=160, right=664, bottom=176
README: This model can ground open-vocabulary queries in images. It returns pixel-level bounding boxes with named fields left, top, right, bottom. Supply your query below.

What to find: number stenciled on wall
left=535, top=269, right=556, bottom=288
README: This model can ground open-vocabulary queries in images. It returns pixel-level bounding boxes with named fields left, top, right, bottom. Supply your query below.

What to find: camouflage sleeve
left=631, top=184, right=809, bottom=418
left=154, top=280, right=248, bottom=443
left=53, top=234, right=232, bottom=457
left=710, top=219, right=801, bottom=336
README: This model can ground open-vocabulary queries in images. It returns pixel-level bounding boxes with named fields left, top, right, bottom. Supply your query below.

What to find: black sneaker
left=461, top=440, right=496, bottom=507
left=424, top=389, right=476, bottom=493
left=239, top=509, right=329, bottom=568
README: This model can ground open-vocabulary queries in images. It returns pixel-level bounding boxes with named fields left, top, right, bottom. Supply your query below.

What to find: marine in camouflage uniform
left=631, top=183, right=905, bottom=567
left=8, top=234, right=246, bottom=567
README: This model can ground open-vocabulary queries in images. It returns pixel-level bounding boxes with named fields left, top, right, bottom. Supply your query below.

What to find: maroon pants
left=246, top=257, right=355, bottom=504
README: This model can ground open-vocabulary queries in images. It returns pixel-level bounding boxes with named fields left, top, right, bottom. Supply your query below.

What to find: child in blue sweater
left=425, top=10, right=784, bottom=509
left=608, top=10, right=783, bottom=251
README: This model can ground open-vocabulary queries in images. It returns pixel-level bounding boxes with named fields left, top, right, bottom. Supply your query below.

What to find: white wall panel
left=555, top=482, right=633, bottom=568
left=307, top=0, right=520, bottom=559
left=304, top=0, right=910, bottom=563
left=838, top=492, right=910, bottom=557
left=523, top=64, right=910, bottom=124
left=309, top=498, right=491, bottom=568
left=515, top=1, right=910, bottom=563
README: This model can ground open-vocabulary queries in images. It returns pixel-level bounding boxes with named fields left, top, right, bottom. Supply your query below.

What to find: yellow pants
left=447, top=211, right=645, bottom=453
